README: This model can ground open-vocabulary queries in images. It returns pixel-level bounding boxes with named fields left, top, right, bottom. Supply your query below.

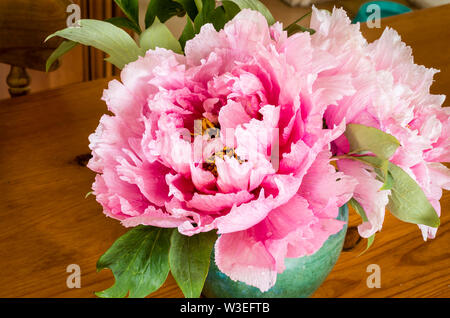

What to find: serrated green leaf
left=223, top=0, right=275, bottom=25
left=351, top=156, right=440, bottom=228
left=140, top=17, right=182, bottom=54
left=46, top=40, right=78, bottom=72
left=179, top=16, right=195, bottom=50
left=114, top=0, right=140, bottom=27
left=145, top=0, right=186, bottom=29
left=107, top=17, right=141, bottom=34
left=96, top=226, right=173, bottom=298
left=46, top=19, right=142, bottom=69
left=169, top=230, right=217, bottom=298
left=345, top=124, right=400, bottom=160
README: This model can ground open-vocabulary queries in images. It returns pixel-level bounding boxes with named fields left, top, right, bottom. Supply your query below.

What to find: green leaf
left=46, top=19, right=142, bottom=69
left=357, top=232, right=376, bottom=256
left=386, top=161, right=440, bottom=228
left=210, top=3, right=242, bottom=31
left=351, top=156, right=440, bottom=228
left=223, top=0, right=275, bottom=25
left=210, top=6, right=227, bottom=31
left=345, top=124, right=400, bottom=160
left=107, top=17, right=141, bottom=34
left=46, top=40, right=78, bottom=72
left=193, top=0, right=216, bottom=33
left=194, top=0, right=203, bottom=11
left=379, top=166, right=394, bottom=191
left=365, top=234, right=375, bottom=252
left=191, top=0, right=240, bottom=34
left=284, top=11, right=316, bottom=36
left=169, top=230, right=217, bottom=298
left=372, top=159, right=392, bottom=191
left=179, top=16, right=195, bottom=50
left=349, top=198, right=375, bottom=254
left=350, top=198, right=369, bottom=222
left=285, top=24, right=316, bottom=36
left=96, top=226, right=173, bottom=298
left=145, top=0, right=186, bottom=29
left=284, top=11, right=312, bottom=29
left=174, top=0, right=199, bottom=21
left=140, top=17, right=182, bottom=54
left=114, top=0, right=140, bottom=27
left=221, top=1, right=241, bottom=20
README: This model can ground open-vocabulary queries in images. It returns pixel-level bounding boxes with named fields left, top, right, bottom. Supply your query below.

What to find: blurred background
left=0, top=0, right=447, bottom=100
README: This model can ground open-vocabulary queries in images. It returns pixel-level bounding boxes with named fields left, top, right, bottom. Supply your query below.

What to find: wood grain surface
left=0, top=5, right=449, bottom=298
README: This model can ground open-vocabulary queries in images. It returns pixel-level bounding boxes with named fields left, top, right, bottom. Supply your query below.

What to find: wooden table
left=0, top=5, right=449, bottom=298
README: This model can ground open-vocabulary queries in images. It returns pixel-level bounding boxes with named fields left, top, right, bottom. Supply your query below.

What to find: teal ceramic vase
left=352, top=1, right=411, bottom=24
left=202, top=204, right=348, bottom=298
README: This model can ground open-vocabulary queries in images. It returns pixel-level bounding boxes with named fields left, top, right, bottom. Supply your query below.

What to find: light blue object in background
left=353, top=1, right=412, bottom=23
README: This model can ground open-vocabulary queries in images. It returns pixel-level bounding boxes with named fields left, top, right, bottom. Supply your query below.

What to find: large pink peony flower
left=316, top=8, right=450, bottom=240
left=88, top=9, right=357, bottom=291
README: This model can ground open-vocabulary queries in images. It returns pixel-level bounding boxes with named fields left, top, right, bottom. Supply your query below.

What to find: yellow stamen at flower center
left=191, top=118, right=219, bottom=138
left=192, top=118, right=244, bottom=177
left=203, top=147, right=244, bottom=177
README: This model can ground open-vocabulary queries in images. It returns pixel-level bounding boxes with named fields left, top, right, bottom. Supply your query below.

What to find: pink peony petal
left=215, top=231, right=277, bottom=292
left=338, top=159, right=390, bottom=238
left=187, top=190, right=254, bottom=214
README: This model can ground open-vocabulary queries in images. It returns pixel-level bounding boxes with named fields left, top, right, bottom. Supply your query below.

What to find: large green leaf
left=223, top=0, right=275, bottom=25
left=386, top=161, right=440, bottom=228
left=344, top=124, right=400, bottom=160
left=46, top=40, right=78, bottom=72
left=107, top=17, right=141, bottom=34
left=169, top=230, right=217, bottom=298
left=352, top=156, right=440, bottom=228
left=344, top=124, right=400, bottom=190
left=46, top=19, right=142, bottom=69
left=145, top=0, right=186, bottom=29
left=96, top=226, right=173, bottom=298
left=140, top=17, right=182, bottom=53
left=113, top=0, right=140, bottom=30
